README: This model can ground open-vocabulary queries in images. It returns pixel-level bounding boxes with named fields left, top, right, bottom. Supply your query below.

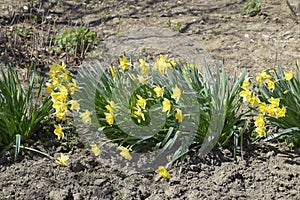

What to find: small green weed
left=52, top=26, right=98, bottom=58
left=241, top=0, right=261, bottom=17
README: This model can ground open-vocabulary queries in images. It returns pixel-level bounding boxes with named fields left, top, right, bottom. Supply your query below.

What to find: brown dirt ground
left=0, top=0, right=300, bottom=199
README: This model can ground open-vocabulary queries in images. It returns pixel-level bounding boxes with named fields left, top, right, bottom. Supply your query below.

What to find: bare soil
left=1, top=140, right=300, bottom=199
left=0, top=0, right=300, bottom=199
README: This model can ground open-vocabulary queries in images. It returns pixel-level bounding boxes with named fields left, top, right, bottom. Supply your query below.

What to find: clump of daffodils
left=99, top=55, right=183, bottom=126
left=46, top=63, right=92, bottom=139
left=47, top=63, right=97, bottom=166
left=74, top=54, right=251, bottom=168
left=240, top=68, right=289, bottom=137
left=94, top=55, right=189, bottom=156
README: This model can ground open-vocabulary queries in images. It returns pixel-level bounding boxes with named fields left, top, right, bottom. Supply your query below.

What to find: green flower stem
left=12, top=145, right=54, bottom=160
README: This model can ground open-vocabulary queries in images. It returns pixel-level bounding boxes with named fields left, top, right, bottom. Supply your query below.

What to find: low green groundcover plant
left=0, top=64, right=52, bottom=153
left=52, top=26, right=98, bottom=57
left=241, top=0, right=261, bottom=17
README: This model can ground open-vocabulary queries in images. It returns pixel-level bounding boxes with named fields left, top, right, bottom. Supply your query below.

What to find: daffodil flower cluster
left=101, top=55, right=183, bottom=127
left=153, top=55, right=176, bottom=75
left=255, top=70, right=275, bottom=91
left=119, top=55, right=130, bottom=71
left=240, top=69, right=289, bottom=137
left=92, top=55, right=187, bottom=163
left=104, top=100, right=115, bottom=125
left=46, top=63, right=81, bottom=139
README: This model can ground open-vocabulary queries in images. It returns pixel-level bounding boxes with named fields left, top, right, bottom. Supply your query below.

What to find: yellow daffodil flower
left=284, top=70, right=293, bottom=81
left=58, top=62, right=66, bottom=71
left=108, top=100, right=116, bottom=109
left=117, top=146, right=132, bottom=160
left=155, top=166, right=171, bottom=180
left=68, top=100, right=80, bottom=112
left=175, top=108, right=183, bottom=122
left=51, top=92, right=67, bottom=102
left=55, top=103, right=68, bottom=112
left=56, top=110, right=67, bottom=120
left=162, top=98, right=171, bottom=114
left=54, top=103, right=68, bottom=120
left=275, top=106, right=286, bottom=118
left=258, top=102, right=268, bottom=114
left=171, top=85, right=181, bottom=103
left=239, top=89, right=251, bottom=102
left=90, top=144, right=102, bottom=156
left=255, top=126, right=266, bottom=137
left=248, top=95, right=260, bottom=106
left=267, top=79, right=275, bottom=91
left=170, top=60, right=177, bottom=67
left=188, top=63, right=195, bottom=70
left=132, top=105, right=145, bottom=123
left=154, top=55, right=172, bottom=75
left=119, top=56, right=129, bottom=70
left=108, top=65, right=116, bottom=78
left=105, top=105, right=113, bottom=113
left=45, top=82, right=54, bottom=94
left=49, top=63, right=66, bottom=79
left=268, top=97, right=280, bottom=108
left=80, top=110, right=91, bottom=124
left=59, top=85, right=69, bottom=96
left=256, top=73, right=264, bottom=85
left=266, top=104, right=275, bottom=116
left=56, top=153, right=69, bottom=167
left=154, top=85, right=164, bottom=97
left=49, top=66, right=59, bottom=79
left=68, top=79, right=78, bottom=95
left=254, top=114, right=265, bottom=127
left=259, top=71, right=267, bottom=78
left=139, top=59, right=150, bottom=75
left=52, top=100, right=67, bottom=111
left=104, top=112, right=114, bottom=125
left=51, top=77, right=61, bottom=88
left=49, top=70, right=58, bottom=80
left=61, top=70, right=71, bottom=82
left=136, top=94, right=147, bottom=109
left=182, top=66, right=188, bottom=76
left=54, top=124, right=64, bottom=139
left=105, top=100, right=116, bottom=113
left=241, top=80, right=250, bottom=90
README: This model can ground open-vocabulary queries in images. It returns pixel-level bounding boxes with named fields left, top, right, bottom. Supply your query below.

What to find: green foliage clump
left=241, top=0, right=261, bottom=17
left=52, top=26, right=98, bottom=57
left=243, top=64, right=300, bottom=147
left=75, top=55, right=248, bottom=164
left=0, top=64, right=53, bottom=151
